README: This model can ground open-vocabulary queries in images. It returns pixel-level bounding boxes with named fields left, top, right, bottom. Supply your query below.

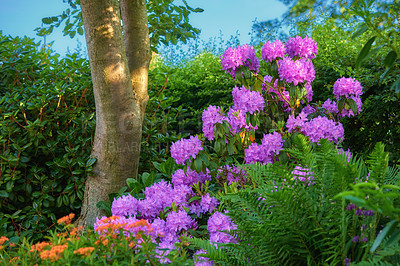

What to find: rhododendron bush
left=1, top=36, right=372, bottom=265
left=93, top=36, right=364, bottom=264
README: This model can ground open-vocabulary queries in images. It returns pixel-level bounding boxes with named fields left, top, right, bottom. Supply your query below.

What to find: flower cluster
left=171, top=136, right=203, bottom=165
left=171, top=168, right=211, bottom=187
left=111, top=180, right=194, bottom=219
left=232, top=85, right=265, bottom=114
left=220, top=44, right=260, bottom=77
left=189, top=193, right=219, bottom=216
left=202, top=105, right=225, bottom=140
left=333, top=77, right=363, bottom=98
left=245, top=132, right=284, bottom=164
left=287, top=113, right=344, bottom=144
left=286, top=36, right=318, bottom=59
left=261, top=39, right=286, bottom=62
left=322, top=98, right=338, bottom=114
left=207, top=211, right=237, bottom=246
left=278, top=57, right=315, bottom=86
left=301, top=116, right=344, bottom=143
left=227, top=108, right=258, bottom=134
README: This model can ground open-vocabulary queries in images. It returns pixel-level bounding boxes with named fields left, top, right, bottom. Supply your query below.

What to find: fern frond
left=366, top=142, right=389, bottom=184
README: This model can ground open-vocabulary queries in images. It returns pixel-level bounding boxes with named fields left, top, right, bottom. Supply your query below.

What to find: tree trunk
left=77, top=0, right=149, bottom=227
left=120, top=0, right=151, bottom=121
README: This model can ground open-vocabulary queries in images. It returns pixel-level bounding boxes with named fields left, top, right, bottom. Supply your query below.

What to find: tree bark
left=78, top=0, right=148, bottom=227
left=120, top=0, right=151, bottom=121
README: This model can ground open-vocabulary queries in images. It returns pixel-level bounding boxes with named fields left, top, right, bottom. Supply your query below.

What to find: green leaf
left=385, top=228, right=400, bottom=248
left=193, top=156, right=203, bottom=172
left=126, top=178, right=142, bottom=194
left=77, top=27, right=84, bottom=35
left=337, top=97, right=345, bottom=113
left=141, top=172, right=154, bottom=188
left=86, top=158, right=96, bottom=167
left=391, top=76, right=400, bottom=94
left=370, top=219, right=398, bottom=252
left=347, top=98, right=358, bottom=114
left=351, top=24, right=368, bottom=39
left=42, top=17, right=53, bottom=24
left=0, top=190, right=8, bottom=198
left=69, top=31, right=76, bottom=38
left=383, top=51, right=397, bottom=68
left=96, top=201, right=112, bottom=217
left=355, top=36, right=376, bottom=69
left=342, top=195, right=366, bottom=206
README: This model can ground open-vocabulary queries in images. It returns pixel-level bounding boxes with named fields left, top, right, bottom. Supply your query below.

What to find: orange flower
left=0, top=236, right=9, bottom=245
left=40, top=244, right=68, bottom=262
left=9, top=256, right=19, bottom=263
left=9, top=243, right=15, bottom=247
left=69, top=226, right=83, bottom=237
left=30, top=241, right=51, bottom=253
left=57, top=213, right=75, bottom=225
left=74, top=247, right=95, bottom=257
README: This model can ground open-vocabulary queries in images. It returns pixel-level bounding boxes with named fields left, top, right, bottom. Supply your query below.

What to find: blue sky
left=0, top=0, right=287, bottom=56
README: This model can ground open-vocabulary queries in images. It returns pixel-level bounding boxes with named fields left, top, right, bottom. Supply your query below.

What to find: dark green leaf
left=355, top=36, right=376, bottom=68
left=0, top=190, right=8, bottom=198
left=383, top=51, right=397, bottom=68
left=391, top=76, right=400, bottom=94
left=42, top=17, right=53, bottom=24
left=126, top=178, right=143, bottom=194
left=371, top=219, right=398, bottom=252
left=351, top=24, right=368, bottom=39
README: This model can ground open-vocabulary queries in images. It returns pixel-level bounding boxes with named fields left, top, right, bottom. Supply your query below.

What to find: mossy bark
left=78, top=0, right=150, bottom=227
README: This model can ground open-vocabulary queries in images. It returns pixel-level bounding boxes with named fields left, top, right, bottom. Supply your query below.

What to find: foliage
left=36, top=0, right=204, bottom=52
left=309, top=17, right=400, bottom=164
left=191, top=138, right=400, bottom=265
left=0, top=32, right=95, bottom=242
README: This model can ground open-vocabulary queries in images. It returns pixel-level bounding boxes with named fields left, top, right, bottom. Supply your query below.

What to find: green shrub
left=0, top=32, right=95, bottom=241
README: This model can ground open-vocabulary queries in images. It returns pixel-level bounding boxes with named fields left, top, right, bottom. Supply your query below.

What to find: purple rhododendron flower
left=208, top=211, right=237, bottom=246
left=200, top=193, right=219, bottom=213
left=322, top=98, right=339, bottom=114
left=333, top=77, right=363, bottom=98
left=245, top=132, right=284, bottom=164
left=171, top=169, right=211, bottom=187
left=286, top=112, right=308, bottom=133
left=166, top=209, right=196, bottom=232
left=286, top=36, right=318, bottom=59
left=111, top=194, right=139, bottom=217
left=278, top=57, right=315, bottom=85
left=232, top=85, right=265, bottom=114
left=302, top=104, right=315, bottom=115
left=301, top=116, right=344, bottom=143
left=227, top=107, right=258, bottom=134
left=171, top=136, right=203, bottom=165
left=220, top=44, right=260, bottom=78
left=261, top=39, right=286, bottom=62
left=304, top=83, right=313, bottom=102
left=202, top=105, right=225, bottom=140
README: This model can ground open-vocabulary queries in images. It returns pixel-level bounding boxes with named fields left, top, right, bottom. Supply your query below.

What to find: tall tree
left=38, top=0, right=202, bottom=226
